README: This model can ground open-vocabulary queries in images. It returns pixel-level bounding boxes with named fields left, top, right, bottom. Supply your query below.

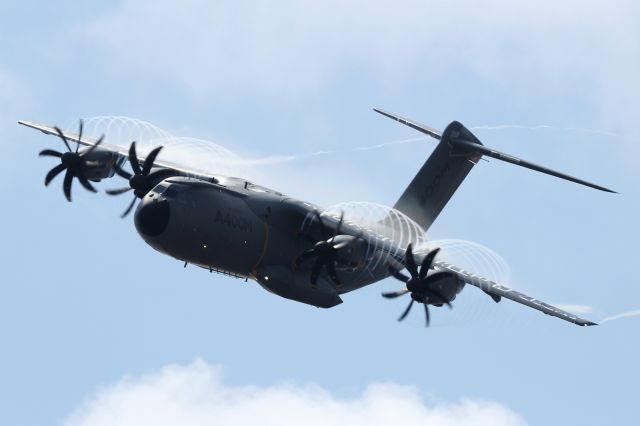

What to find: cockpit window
left=163, top=187, right=179, bottom=198
left=154, top=184, right=179, bottom=198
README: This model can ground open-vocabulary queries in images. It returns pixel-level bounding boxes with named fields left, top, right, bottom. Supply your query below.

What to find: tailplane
left=375, top=108, right=616, bottom=232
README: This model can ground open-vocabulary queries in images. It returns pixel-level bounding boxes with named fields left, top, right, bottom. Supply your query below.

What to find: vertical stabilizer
left=393, top=120, right=482, bottom=231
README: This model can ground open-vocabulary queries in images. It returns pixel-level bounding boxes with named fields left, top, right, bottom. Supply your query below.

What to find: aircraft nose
left=134, top=198, right=171, bottom=237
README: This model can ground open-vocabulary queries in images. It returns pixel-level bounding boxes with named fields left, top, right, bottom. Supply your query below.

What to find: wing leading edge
left=434, top=260, right=597, bottom=326
left=18, top=120, right=218, bottom=181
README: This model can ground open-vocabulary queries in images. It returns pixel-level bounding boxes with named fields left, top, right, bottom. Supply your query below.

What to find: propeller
left=38, top=120, right=104, bottom=202
left=106, top=142, right=174, bottom=218
left=383, top=244, right=457, bottom=327
left=295, top=211, right=361, bottom=287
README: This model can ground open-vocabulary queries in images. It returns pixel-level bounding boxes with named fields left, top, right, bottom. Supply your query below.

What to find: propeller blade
left=76, top=120, right=83, bottom=153
left=106, top=187, right=132, bottom=196
left=310, top=259, right=323, bottom=286
left=146, top=168, right=175, bottom=182
left=39, top=149, right=63, bottom=158
left=121, top=196, right=137, bottom=218
left=381, top=289, right=409, bottom=299
left=325, top=262, right=341, bottom=287
left=85, top=134, right=105, bottom=155
left=331, top=211, right=344, bottom=241
left=423, top=303, right=430, bottom=327
left=398, top=299, right=414, bottom=321
left=44, top=163, right=66, bottom=186
left=77, top=173, right=97, bottom=193
left=142, top=146, right=163, bottom=176
left=63, top=169, right=73, bottom=202
left=419, top=248, right=440, bottom=280
left=404, top=244, right=418, bottom=278
left=113, top=162, right=133, bottom=180
left=295, top=249, right=317, bottom=266
left=335, top=231, right=364, bottom=250
left=388, top=266, right=410, bottom=283
left=129, top=142, right=142, bottom=175
left=314, top=211, right=328, bottom=240
left=53, top=126, right=72, bottom=152
left=333, top=239, right=353, bottom=250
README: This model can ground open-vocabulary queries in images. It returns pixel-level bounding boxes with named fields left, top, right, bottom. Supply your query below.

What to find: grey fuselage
left=133, top=176, right=398, bottom=308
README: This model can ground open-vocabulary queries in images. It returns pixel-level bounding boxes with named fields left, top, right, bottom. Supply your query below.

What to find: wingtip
left=596, top=186, right=618, bottom=194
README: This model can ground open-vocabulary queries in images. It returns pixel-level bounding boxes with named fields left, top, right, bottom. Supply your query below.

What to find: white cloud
left=64, top=360, right=526, bottom=426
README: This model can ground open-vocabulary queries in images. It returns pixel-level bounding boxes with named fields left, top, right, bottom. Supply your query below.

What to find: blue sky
left=1, top=1, right=639, bottom=425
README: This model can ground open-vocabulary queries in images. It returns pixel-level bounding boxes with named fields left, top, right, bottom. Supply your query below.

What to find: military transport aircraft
left=19, top=109, right=615, bottom=327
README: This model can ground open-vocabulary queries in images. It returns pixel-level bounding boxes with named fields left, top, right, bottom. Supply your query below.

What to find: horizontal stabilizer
left=374, top=109, right=617, bottom=194
left=373, top=108, right=442, bottom=140
left=448, top=137, right=617, bottom=193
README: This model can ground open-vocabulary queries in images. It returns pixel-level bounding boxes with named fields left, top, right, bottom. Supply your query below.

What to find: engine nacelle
left=424, top=270, right=465, bottom=305
left=79, top=147, right=124, bottom=181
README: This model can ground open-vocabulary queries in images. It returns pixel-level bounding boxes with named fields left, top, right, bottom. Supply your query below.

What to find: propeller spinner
left=295, top=211, right=362, bottom=287
left=383, top=244, right=461, bottom=327
left=106, top=142, right=175, bottom=218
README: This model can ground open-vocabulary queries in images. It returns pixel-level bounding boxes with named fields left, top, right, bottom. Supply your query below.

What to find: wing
left=18, top=120, right=218, bottom=181
left=434, top=260, right=597, bottom=326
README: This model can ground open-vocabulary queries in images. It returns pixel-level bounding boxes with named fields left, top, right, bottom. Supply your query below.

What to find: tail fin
left=374, top=108, right=616, bottom=232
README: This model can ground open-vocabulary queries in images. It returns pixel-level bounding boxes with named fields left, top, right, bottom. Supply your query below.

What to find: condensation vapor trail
left=471, top=124, right=552, bottom=131
left=600, top=309, right=640, bottom=323
left=237, top=136, right=429, bottom=166
left=245, top=124, right=620, bottom=166
left=76, top=116, right=620, bottom=169
left=354, top=136, right=428, bottom=151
